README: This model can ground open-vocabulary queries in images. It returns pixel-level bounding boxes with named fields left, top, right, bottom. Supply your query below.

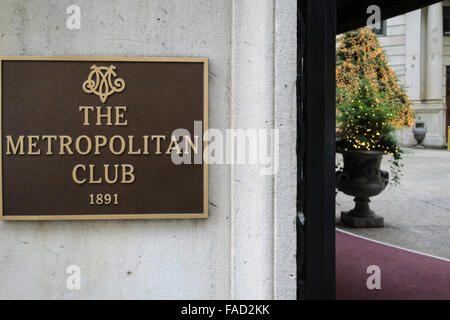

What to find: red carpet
left=336, top=230, right=450, bottom=300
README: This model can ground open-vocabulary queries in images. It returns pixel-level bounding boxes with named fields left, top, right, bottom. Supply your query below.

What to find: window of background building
left=444, top=6, right=450, bottom=35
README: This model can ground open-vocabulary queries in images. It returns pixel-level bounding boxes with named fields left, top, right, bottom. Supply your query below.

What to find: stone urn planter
left=336, top=151, right=389, bottom=228
left=412, top=120, right=427, bottom=148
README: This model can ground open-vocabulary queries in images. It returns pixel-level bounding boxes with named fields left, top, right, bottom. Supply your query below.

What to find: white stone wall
left=379, top=15, right=407, bottom=86
left=443, top=0, right=450, bottom=92
left=0, top=0, right=297, bottom=299
left=377, top=4, right=448, bottom=147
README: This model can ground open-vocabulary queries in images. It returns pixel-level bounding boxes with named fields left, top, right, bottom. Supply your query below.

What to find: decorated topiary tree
left=336, top=27, right=413, bottom=129
left=336, top=27, right=414, bottom=184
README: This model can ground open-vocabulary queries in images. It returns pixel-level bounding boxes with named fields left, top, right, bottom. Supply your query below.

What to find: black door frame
left=446, top=66, right=450, bottom=142
left=296, top=0, right=442, bottom=300
left=297, top=0, right=336, bottom=300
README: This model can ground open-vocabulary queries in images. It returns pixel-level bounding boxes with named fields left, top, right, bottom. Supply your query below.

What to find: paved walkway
left=336, top=230, right=450, bottom=300
left=336, top=147, right=450, bottom=260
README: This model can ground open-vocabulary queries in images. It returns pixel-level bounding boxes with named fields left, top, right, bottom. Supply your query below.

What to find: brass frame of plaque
left=0, top=56, right=208, bottom=220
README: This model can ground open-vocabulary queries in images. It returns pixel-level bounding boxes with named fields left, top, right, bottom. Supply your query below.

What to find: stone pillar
left=426, top=3, right=443, bottom=100
left=230, top=0, right=296, bottom=300
left=231, top=0, right=275, bottom=299
left=405, top=10, right=422, bottom=101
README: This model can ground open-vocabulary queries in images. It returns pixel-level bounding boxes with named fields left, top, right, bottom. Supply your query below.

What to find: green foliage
left=336, top=28, right=412, bottom=185
left=336, top=79, right=404, bottom=184
left=336, top=27, right=414, bottom=128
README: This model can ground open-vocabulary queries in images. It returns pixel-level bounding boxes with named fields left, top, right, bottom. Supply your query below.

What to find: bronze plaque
left=0, top=57, right=208, bottom=220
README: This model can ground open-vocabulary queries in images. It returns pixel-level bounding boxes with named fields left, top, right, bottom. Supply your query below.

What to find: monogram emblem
left=82, top=65, right=125, bottom=103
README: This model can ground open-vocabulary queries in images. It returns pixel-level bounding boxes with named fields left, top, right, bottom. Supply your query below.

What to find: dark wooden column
left=297, top=0, right=336, bottom=300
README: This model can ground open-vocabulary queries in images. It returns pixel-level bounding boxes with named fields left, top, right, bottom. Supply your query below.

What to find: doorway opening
left=335, top=8, right=450, bottom=300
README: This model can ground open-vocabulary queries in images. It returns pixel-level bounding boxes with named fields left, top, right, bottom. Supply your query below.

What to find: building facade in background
left=376, top=1, right=449, bottom=147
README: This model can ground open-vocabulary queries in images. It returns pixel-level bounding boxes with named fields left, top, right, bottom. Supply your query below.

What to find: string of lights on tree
left=336, top=27, right=412, bottom=184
